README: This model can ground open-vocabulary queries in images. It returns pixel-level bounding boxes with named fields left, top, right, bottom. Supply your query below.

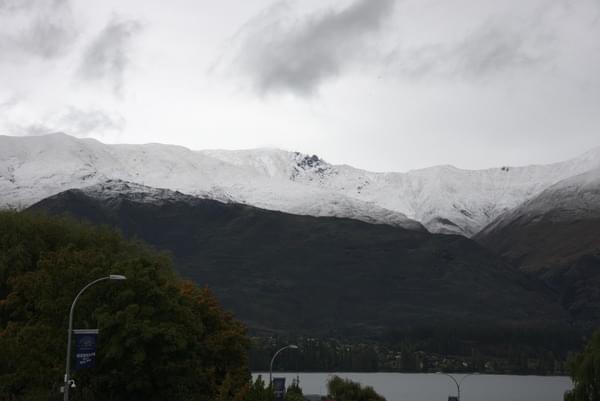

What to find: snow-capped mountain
left=474, top=168, right=600, bottom=320
left=200, top=145, right=600, bottom=236
left=1, top=133, right=599, bottom=236
left=75, top=179, right=205, bottom=205
left=0, top=133, right=424, bottom=231
left=478, top=167, right=600, bottom=237
left=475, top=167, right=600, bottom=271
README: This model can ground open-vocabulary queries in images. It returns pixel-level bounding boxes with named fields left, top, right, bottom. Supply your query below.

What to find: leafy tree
left=285, top=379, right=304, bottom=401
left=0, top=211, right=250, bottom=401
left=245, top=375, right=274, bottom=401
left=327, top=376, right=386, bottom=401
left=284, top=392, right=306, bottom=401
left=241, top=375, right=306, bottom=401
left=287, top=380, right=303, bottom=395
left=564, top=330, right=600, bottom=401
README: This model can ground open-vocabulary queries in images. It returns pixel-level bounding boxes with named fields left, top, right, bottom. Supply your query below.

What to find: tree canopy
left=564, top=330, right=600, bottom=401
left=0, top=211, right=250, bottom=401
left=327, top=376, right=386, bottom=401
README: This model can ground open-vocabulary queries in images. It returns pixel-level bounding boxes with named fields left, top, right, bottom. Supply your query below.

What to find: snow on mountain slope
left=203, top=146, right=600, bottom=236
left=1, top=133, right=599, bottom=235
left=473, top=165, right=600, bottom=319
left=0, top=133, right=424, bottom=231
left=474, top=168, right=600, bottom=321
left=478, top=167, right=600, bottom=237
left=0, top=133, right=246, bottom=206
left=77, top=179, right=203, bottom=204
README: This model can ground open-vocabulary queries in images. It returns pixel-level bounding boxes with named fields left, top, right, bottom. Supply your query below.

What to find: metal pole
left=63, top=275, right=126, bottom=401
left=459, top=373, right=477, bottom=387
left=269, top=344, right=298, bottom=387
left=457, top=373, right=478, bottom=401
left=438, top=373, right=460, bottom=401
left=437, top=372, right=478, bottom=401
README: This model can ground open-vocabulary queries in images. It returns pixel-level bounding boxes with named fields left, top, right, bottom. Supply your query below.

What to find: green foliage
left=240, top=376, right=306, bottom=401
left=287, top=380, right=303, bottom=396
left=250, top=332, right=576, bottom=374
left=327, top=376, right=386, bottom=401
left=284, top=392, right=306, bottom=401
left=285, top=379, right=304, bottom=401
left=244, top=375, right=274, bottom=401
left=250, top=337, right=379, bottom=372
left=564, top=330, right=600, bottom=401
left=0, top=211, right=249, bottom=401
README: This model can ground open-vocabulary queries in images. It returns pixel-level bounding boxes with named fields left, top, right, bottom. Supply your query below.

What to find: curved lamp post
left=269, top=344, right=299, bottom=386
left=437, top=372, right=478, bottom=401
left=63, top=275, right=127, bottom=401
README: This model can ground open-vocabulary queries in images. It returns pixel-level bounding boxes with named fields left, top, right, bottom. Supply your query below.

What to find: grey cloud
left=78, top=16, right=142, bottom=96
left=0, top=0, right=35, bottom=13
left=455, top=26, right=544, bottom=77
left=7, top=123, right=55, bottom=136
left=231, top=0, right=395, bottom=96
left=0, top=0, right=67, bottom=13
left=6, top=107, right=125, bottom=137
left=396, top=30, right=546, bottom=80
left=0, top=0, right=77, bottom=59
left=57, top=107, right=125, bottom=136
left=0, top=95, right=20, bottom=110
left=16, top=15, right=77, bottom=59
left=387, top=9, right=556, bottom=81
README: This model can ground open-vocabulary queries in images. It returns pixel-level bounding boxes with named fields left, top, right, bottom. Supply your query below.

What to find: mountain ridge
left=475, top=169, right=600, bottom=322
left=2, top=133, right=600, bottom=236
left=27, top=180, right=571, bottom=337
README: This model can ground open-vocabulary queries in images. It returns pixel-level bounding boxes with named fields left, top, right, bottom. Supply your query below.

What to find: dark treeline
left=250, top=324, right=587, bottom=375
left=250, top=337, right=380, bottom=372
left=384, top=324, right=584, bottom=359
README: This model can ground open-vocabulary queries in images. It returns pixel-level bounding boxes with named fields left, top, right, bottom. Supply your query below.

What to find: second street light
left=437, top=372, right=479, bottom=401
left=269, top=344, right=299, bottom=386
left=63, top=274, right=127, bottom=401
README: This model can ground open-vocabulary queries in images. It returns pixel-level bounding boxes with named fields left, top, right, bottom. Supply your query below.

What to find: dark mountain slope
left=28, top=181, right=568, bottom=338
left=476, top=169, right=600, bottom=322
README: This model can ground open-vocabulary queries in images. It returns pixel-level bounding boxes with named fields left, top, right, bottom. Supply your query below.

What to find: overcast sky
left=0, top=0, right=599, bottom=172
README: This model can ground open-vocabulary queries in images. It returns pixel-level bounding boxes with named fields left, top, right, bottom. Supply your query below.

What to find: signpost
left=62, top=275, right=126, bottom=401
left=273, top=377, right=286, bottom=401
left=73, top=329, right=99, bottom=370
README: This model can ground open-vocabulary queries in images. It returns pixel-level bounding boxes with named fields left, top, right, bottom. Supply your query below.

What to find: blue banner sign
left=273, top=377, right=286, bottom=401
left=73, top=329, right=99, bottom=370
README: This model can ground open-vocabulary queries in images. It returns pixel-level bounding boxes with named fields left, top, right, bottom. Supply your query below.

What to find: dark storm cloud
left=78, top=16, right=142, bottom=96
left=0, top=0, right=77, bottom=59
left=231, top=0, right=395, bottom=95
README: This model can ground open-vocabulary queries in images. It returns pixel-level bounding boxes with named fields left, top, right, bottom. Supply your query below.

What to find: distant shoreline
left=252, top=371, right=572, bottom=378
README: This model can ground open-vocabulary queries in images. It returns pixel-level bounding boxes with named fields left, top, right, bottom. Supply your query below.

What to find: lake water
left=253, top=372, right=572, bottom=401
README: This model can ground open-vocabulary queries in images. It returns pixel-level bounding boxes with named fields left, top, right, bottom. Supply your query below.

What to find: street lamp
left=63, top=274, right=127, bottom=401
left=269, top=344, right=299, bottom=386
left=436, top=372, right=478, bottom=401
